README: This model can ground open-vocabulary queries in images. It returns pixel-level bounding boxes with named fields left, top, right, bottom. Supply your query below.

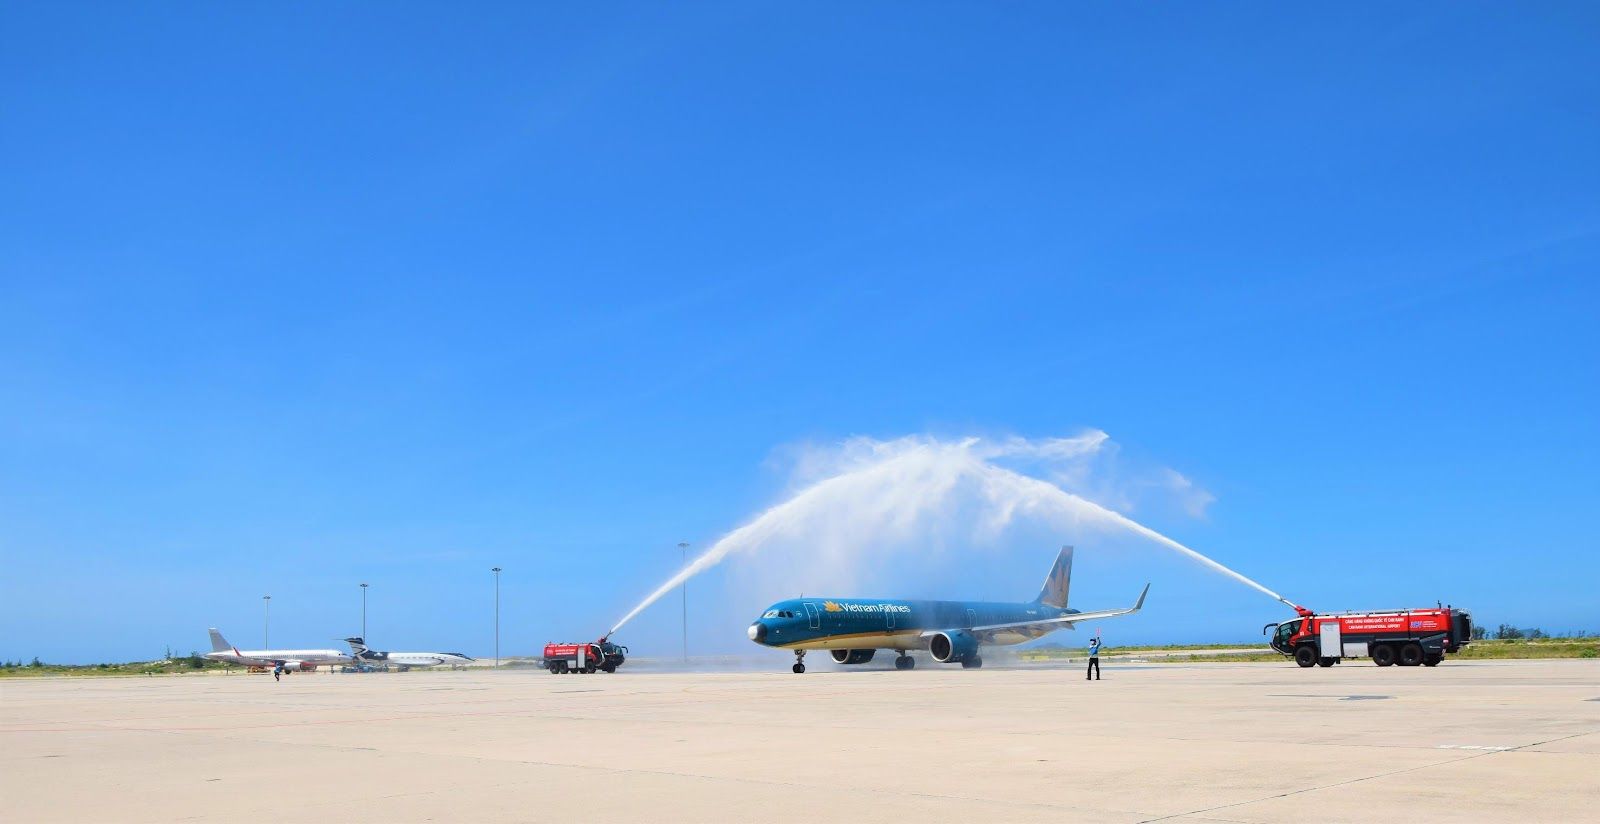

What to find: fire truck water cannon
left=542, top=637, right=628, bottom=674
left=1264, top=604, right=1474, bottom=669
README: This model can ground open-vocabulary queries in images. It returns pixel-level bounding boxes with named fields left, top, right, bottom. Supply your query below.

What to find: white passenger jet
left=205, top=628, right=352, bottom=671
left=343, top=637, right=474, bottom=670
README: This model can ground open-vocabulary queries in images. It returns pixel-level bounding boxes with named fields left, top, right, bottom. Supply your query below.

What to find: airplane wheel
left=792, top=663, right=805, bottom=674
left=962, top=656, right=983, bottom=669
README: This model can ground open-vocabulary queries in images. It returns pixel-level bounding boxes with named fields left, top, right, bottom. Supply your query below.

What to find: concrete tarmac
left=4, top=659, right=1598, bottom=822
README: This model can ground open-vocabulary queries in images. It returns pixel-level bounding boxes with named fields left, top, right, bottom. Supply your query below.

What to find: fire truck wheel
left=1372, top=645, right=1396, bottom=666
left=1317, top=657, right=1336, bottom=667
left=1399, top=643, right=1424, bottom=666
left=1294, top=646, right=1319, bottom=668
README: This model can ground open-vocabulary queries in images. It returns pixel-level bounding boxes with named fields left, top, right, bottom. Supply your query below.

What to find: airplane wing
left=950, top=584, right=1149, bottom=642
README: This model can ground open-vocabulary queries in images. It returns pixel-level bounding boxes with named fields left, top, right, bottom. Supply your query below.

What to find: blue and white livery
left=747, top=547, right=1148, bottom=672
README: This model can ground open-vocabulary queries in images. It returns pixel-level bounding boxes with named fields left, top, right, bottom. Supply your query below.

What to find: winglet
left=1133, top=583, right=1150, bottom=612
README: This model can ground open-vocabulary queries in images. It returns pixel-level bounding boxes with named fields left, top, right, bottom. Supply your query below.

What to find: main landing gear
left=792, top=650, right=806, bottom=674
left=894, top=652, right=915, bottom=670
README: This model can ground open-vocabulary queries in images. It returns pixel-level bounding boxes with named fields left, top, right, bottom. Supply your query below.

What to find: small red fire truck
left=1265, top=605, right=1473, bottom=668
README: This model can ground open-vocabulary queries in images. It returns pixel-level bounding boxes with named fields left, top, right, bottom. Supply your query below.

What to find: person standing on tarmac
left=273, top=663, right=282, bottom=682
left=1086, top=636, right=1102, bottom=681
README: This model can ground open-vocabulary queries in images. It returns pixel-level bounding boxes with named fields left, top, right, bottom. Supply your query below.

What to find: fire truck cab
left=1265, top=606, right=1472, bottom=668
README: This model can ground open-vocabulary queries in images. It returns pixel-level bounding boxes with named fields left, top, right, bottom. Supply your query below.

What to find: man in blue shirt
left=1086, top=636, right=1102, bottom=681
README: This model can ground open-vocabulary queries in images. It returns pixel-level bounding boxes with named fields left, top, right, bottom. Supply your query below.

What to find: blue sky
left=3, top=4, right=1597, bottom=663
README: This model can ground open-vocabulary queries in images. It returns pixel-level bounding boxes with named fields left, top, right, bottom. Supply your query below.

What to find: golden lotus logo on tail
left=823, top=601, right=844, bottom=612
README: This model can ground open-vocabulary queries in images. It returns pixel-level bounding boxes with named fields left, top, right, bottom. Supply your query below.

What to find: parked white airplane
left=205, top=628, right=352, bottom=671
left=344, top=637, right=474, bottom=671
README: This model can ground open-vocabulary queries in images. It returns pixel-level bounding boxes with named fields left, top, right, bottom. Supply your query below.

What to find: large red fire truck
left=542, top=638, right=628, bottom=674
left=1265, top=605, right=1473, bottom=668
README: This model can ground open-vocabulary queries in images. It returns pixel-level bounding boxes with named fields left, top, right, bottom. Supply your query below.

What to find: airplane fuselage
left=747, top=597, right=1081, bottom=651
left=358, top=651, right=474, bottom=669
left=744, top=547, right=1144, bottom=672
left=204, top=648, right=351, bottom=668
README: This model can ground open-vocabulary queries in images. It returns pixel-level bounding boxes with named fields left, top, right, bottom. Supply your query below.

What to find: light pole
left=491, top=567, right=502, bottom=669
left=360, top=583, right=368, bottom=640
left=262, top=595, right=271, bottom=649
left=678, top=542, right=689, bottom=663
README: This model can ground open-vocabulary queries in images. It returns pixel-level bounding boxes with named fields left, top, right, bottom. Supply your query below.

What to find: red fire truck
left=542, top=638, right=627, bottom=674
left=1265, top=605, right=1473, bottom=668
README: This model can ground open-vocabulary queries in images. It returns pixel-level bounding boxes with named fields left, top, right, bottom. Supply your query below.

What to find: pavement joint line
left=1135, top=751, right=1499, bottom=823
left=1134, top=729, right=1600, bottom=824
left=3, top=708, right=1167, bottom=819
left=12, top=711, right=1589, bottom=758
left=128, top=726, right=1114, bottom=818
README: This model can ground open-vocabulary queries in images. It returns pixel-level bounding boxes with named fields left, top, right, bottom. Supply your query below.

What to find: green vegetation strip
left=0, top=657, right=238, bottom=677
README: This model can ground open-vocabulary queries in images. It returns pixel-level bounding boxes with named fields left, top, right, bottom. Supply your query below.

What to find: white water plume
left=609, top=432, right=1289, bottom=635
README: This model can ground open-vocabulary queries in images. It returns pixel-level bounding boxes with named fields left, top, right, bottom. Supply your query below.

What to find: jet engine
left=928, top=630, right=978, bottom=664
left=829, top=649, right=877, bottom=665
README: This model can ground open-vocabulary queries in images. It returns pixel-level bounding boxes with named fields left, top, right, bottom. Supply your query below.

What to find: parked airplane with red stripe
left=204, top=628, right=352, bottom=671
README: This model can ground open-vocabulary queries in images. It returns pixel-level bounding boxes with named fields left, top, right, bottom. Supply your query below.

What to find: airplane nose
left=747, top=622, right=767, bottom=644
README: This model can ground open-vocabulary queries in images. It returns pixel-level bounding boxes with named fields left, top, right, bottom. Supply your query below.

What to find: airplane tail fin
left=343, top=637, right=370, bottom=657
left=1034, top=546, right=1073, bottom=609
left=208, top=628, right=232, bottom=653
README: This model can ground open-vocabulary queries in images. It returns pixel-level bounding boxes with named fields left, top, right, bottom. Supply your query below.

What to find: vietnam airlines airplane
left=204, top=628, right=353, bottom=671
left=747, top=546, right=1147, bottom=672
left=342, top=637, right=475, bottom=671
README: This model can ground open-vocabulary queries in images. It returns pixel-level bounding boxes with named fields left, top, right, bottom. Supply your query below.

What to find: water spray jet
left=609, top=433, right=1296, bottom=636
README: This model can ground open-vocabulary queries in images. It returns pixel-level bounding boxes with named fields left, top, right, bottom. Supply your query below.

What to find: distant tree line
left=2, top=653, right=209, bottom=669
left=1479, top=624, right=1593, bottom=640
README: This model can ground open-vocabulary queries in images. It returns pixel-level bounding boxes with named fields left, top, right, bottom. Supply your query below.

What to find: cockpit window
left=762, top=610, right=779, bottom=619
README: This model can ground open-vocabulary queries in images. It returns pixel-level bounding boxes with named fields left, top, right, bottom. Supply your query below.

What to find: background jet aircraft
left=204, top=628, right=352, bottom=671
left=343, top=637, right=474, bottom=671
left=746, top=546, right=1147, bottom=672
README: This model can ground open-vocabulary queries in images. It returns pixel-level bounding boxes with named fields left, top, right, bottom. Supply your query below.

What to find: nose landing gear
left=792, top=650, right=806, bottom=674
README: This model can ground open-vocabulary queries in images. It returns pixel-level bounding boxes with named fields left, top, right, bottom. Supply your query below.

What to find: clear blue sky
left=3, top=4, right=1597, bottom=663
